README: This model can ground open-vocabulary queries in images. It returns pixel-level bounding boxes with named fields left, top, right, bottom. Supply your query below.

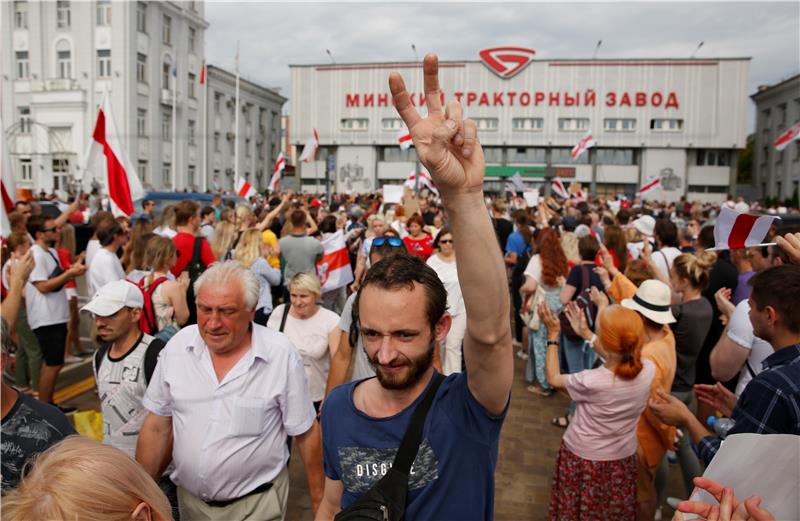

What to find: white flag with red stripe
left=404, top=168, right=438, bottom=195
left=299, top=128, right=320, bottom=163
left=774, top=122, right=800, bottom=151
left=712, top=207, right=780, bottom=251
left=570, top=131, right=595, bottom=159
left=316, top=230, right=353, bottom=292
left=269, top=152, right=285, bottom=192
left=235, top=176, right=256, bottom=199
left=637, top=176, right=663, bottom=198
left=1, top=115, right=15, bottom=237
left=551, top=177, right=569, bottom=199
left=397, top=128, right=413, bottom=150
left=82, top=93, right=144, bottom=217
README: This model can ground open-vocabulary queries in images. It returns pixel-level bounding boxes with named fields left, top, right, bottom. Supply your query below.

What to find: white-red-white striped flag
left=570, top=131, right=595, bottom=159
left=1, top=115, right=15, bottom=237
left=713, top=207, right=780, bottom=251
left=774, top=122, right=800, bottom=151
left=404, top=167, right=438, bottom=195
left=316, top=230, right=353, bottom=292
left=82, top=93, right=144, bottom=217
left=397, top=128, right=413, bottom=150
left=299, top=128, right=320, bottom=163
left=269, top=152, right=285, bottom=192
left=637, top=176, right=663, bottom=198
left=235, top=176, right=256, bottom=199
left=551, top=177, right=570, bottom=199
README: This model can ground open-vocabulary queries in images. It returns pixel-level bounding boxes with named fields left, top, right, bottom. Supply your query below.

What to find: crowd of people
left=2, top=53, right=800, bottom=521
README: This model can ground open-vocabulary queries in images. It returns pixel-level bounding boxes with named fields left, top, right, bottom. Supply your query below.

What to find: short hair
left=289, top=209, right=306, bottom=228
left=318, top=215, right=338, bottom=234
left=200, top=206, right=215, bottom=219
left=174, top=200, right=200, bottom=226
left=288, top=272, right=322, bottom=297
left=14, top=201, right=30, bottom=211
left=698, top=225, right=715, bottom=250
left=6, top=231, right=31, bottom=252
left=654, top=219, right=679, bottom=248
left=25, top=215, right=48, bottom=238
left=577, top=235, right=600, bottom=261
left=143, top=235, right=176, bottom=271
left=615, top=208, right=632, bottom=225
left=749, top=264, right=800, bottom=333
left=8, top=211, right=25, bottom=230
left=2, top=436, right=172, bottom=521
left=97, top=221, right=123, bottom=246
left=624, top=258, right=656, bottom=287
left=141, top=198, right=154, bottom=210
left=432, top=226, right=453, bottom=249
left=194, top=260, right=260, bottom=310
left=90, top=210, right=114, bottom=230
left=406, top=213, right=425, bottom=229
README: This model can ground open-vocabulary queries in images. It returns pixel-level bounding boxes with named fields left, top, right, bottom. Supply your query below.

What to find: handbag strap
left=392, top=372, right=445, bottom=475
left=279, top=302, right=291, bottom=332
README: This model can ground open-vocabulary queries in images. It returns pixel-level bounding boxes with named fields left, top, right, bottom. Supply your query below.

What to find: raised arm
left=390, top=54, right=512, bottom=416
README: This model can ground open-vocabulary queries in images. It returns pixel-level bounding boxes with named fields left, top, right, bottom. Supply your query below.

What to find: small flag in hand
left=712, top=207, right=780, bottom=251
left=550, top=177, right=569, bottom=199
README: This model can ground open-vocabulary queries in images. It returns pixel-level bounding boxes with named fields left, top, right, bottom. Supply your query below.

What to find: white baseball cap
left=633, top=215, right=656, bottom=237
left=621, top=279, right=676, bottom=325
left=81, top=280, right=144, bottom=317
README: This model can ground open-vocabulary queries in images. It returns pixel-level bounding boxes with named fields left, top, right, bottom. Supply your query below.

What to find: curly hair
left=536, top=228, right=568, bottom=287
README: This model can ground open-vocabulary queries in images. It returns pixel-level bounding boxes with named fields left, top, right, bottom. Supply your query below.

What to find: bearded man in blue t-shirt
left=315, top=54, right=513, bottom=521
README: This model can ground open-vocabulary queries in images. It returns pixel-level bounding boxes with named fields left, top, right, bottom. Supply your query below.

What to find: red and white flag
left=199, top=62, right=206, bottom=85
left=397, top=128, right=413, bottom=150
left=713, top=207, right=780, bottom=251
left=404, top=167, right=438, bottom=195
left=299, top=128, right=320, bottom=163
left=550, top=177, right=570, bottom=199
left=268, top=152, right=285, bottom=192
left=235, top=176, right=256, bottom=199
left=316, top=230, right=353, bottom=292
left=570, top=131, right=595, bottom=159
left=82, top=93, right=144, bottom=217
left=1, top=115, right=15, bottom=237
left=637, top=176, right=663, bottom=198
left=774, top=122, right=800, bottom=151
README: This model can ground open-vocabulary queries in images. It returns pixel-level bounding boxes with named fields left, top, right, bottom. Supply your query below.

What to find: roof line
left=289, top=57, right=752, bottom=68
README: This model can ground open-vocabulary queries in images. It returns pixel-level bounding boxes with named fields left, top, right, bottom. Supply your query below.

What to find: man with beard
left=315, top=54, right=512, bottom=520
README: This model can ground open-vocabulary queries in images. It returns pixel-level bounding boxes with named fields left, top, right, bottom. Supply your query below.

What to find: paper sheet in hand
left=687, top=434, right=799, bottom=520
left=523, top=190, right=539, bottom=207
left=383, top=185, right=404, bottom=204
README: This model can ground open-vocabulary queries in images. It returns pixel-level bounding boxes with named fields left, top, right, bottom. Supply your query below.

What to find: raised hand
left=694, top=382, right=737, bottom=418
left=7, top=250, right=35, bottom=288
left=389, top=54, right=485, bottom=195
left=564, top=301, right=592, bottom=341
left=775, top=232, right=800, bottom=265
left=537, top=301, right=560, bottom=334
left=714, top=288, right=735, bottom=319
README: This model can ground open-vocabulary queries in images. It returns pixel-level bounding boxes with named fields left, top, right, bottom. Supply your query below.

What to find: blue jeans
left=560, top=332, right=596, bottom=415
left=526, top=290, right=561, bottom=389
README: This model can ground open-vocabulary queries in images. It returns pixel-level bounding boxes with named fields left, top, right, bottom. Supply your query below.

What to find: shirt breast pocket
left=229, top=396, right=266, bottom=437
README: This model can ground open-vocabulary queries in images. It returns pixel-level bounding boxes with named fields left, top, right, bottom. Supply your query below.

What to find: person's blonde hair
left=210, top=221, right=236, bottom=260
left=3, top=436, right=173, bottom=521
left=560, top=231, right=580, bottom=266
left=58, top=223, right=76, bottom=256
left=672, top=251, right=717, bottom=290
left=234, top=229, right=263, bottom=268
left=288, top=272, right=321, bottom=297
left=235, top=205, right=254, bottom=228
left=144, top=235, right=177, bottom=272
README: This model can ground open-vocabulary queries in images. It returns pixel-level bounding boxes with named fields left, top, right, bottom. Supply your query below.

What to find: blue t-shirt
left=504, top=230, right=531, bottom=260
left=321, top=371, right=508, bottom=520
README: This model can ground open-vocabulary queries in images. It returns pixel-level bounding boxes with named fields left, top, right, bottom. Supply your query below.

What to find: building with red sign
left=290, top=50, right=750, bottom=201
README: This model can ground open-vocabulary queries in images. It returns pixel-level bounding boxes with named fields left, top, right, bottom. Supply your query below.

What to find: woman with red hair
left=402, top=213, right=433, bottom=260
left=539, top=304, right=655, bottom=521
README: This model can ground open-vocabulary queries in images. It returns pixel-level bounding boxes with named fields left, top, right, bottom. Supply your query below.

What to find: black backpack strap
left=279, top=302, right=291, bottom=333
left=392, top=373, right=445, bottom=475
left=93, top=342, right=112, bottom=375
left=143, top=337, right=167, bottom=385
left=191, top=236, right=203, bottom=266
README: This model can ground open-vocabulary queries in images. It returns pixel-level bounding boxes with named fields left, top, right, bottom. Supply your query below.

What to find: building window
left=214, top=132, right=220, bottom=152
left=188, top=27, right=196, bottom=52
left=603, top=118, right=636, bottom=132
left=696, top=149, right=730, bottom=167
left=381, top=118, right=404, bottom=131
left=551, top=147, right=589, bottom=165
left=245, top=138, right=251, bottom=157
left=558, top=118, right=590, bottom=131
left=137, top=109, right=147, bottom=137
left=382, top=147, right=416, bottom=162
left=511, top=118, right=543, bottom=131
left=188, top=165, right=196, bottom=188
left=136, top=53, right=147, bottom=83
left=795, top=141, right=800, bottom=162
left=15, top=51, right=29, bottom=79
left=57, top=49, right=72, bottom=79
left=188, top=120, right=196, bottom=145
left=136, top=2, right=147, bottom=33
left=483, top=147, right=504, bottom=163
left=97, top=49, right=111, bottom=78
left=56, top=0, right=70, bottom=28
left=650, top=119, right=683, bottom=131
left=214, top=92, right=223, bottom=114
left=777, top=150, right=784, bottom=164
left=162, top=163, right=171, bottom=186
left=138, top=160, right=148, bottom=184
left=162, top=113, right=171, bottom=140
left=20, top=159, right=33, bottom=182
left=18, top=106, right=32, bottom=134
left=162, top=15, right=172, bottom=45
left=474, top=118, right=499, bottom=131
left=53, top=157, right=69, bottom=175
left=188, top=73, right=196, bottom=98
left=596, top=148, right=634, bottom=165
left=508, top=147, right=546, bottom=163
left=162, top=62, right=171, bottom=89
left=96, top=0, right=111, bottom=26
left=189, top=1, right=197, bottom=11
left=761, top=146, right=768, bottom=166
left=228, top=137, right=235, bottom=155
left=777, top=104, right=787, bottom=127
left=14, top=1, right=28, bottom=29
left=340, top=118, right=368, bottom=131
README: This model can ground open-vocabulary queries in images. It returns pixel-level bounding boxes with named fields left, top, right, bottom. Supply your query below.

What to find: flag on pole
left=774, top=122, right=800, bottom=151
left=269, top=152, right=285, bottom=192
left=404, top=167, right=438, bottom=195
left=637, top=176, right=663, bottom=198
left=510, top=172, right=526, bottom=193
left=199, top=62, right=206, bottom=84
left=235, top=176, right=256, bottom=199
left=82, top=93, right=144, bottom=217
left=299, top=129, right=320, bottom=163
left=550, top=177, right=570, bottom=199
left=316, top=230, right=354, bottom=292
left=397, top=128, right=413, bottom=150
left=712, top=207, right=780, bottom=251
left=570, top=131, right=595, bottom=159
left=1, top=116, right=15, bottom=237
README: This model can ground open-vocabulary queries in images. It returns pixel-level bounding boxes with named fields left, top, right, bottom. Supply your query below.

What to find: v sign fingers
left=423, top=54, right=444, bottom=116
left=388, top=72, right=422, bottom=131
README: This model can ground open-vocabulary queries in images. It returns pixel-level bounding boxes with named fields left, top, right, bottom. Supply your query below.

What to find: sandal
left=551, top=415, right=570, bottom=429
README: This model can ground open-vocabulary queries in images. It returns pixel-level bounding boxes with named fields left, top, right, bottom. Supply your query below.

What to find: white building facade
left=2, top=0, right=208, bottom=195
left=290, top=51, right=750, bottom=202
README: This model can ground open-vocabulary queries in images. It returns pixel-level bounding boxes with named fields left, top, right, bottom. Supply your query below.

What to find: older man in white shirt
left=136, top=261, right=323, bottom=520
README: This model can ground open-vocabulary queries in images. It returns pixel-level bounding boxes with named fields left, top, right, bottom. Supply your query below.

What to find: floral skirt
left=548, top=442, right=637, bottom=521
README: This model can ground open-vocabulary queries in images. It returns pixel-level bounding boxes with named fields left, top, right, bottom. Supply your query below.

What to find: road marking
left=54, top=376, right=96, bottom=404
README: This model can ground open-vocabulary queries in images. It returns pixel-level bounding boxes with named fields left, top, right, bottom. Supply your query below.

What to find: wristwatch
left=546, top=340, right=559, bottom=347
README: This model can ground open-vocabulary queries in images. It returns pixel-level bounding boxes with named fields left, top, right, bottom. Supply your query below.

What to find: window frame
left=15, top=51, right=30, bottom=79
left=97, top=49, right=112, bottom=78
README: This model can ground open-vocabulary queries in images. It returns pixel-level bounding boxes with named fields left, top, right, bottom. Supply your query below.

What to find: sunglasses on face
left=372, top=237, right=404, bottom=248
left=43, top=226, right=61, bottom=232
left=439, top=239, right=453, bottom=244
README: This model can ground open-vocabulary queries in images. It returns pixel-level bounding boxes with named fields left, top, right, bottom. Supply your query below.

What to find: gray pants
left=14, top=308, right=42, bottom=391
left=671, top=389, right=704, bottom=496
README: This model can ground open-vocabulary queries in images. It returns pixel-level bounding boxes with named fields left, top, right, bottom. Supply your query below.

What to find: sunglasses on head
left=372, top=237, right=404, bottom=248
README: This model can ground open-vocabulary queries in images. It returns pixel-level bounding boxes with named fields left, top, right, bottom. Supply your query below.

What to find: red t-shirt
left=403, top=234, right=433, bottom=261
left=57, top=247, right=77, bottom=289
left=170, top=232, right=216, bottom=277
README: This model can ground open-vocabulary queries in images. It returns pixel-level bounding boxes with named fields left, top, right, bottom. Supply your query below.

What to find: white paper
left=382, top=185, right=404, bottom=204
left=687, top=434, right=799, bottom=520
left=523, top=190, right=539, bottom=207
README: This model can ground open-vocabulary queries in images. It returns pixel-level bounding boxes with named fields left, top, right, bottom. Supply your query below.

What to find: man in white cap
left=628, top=214, right=656, bottom=260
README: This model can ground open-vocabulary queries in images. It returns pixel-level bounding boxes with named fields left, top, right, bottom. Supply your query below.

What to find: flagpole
left=171, top=66, right=178, bottom=190
left=234, top=41, right=240, bottom=185
left=201, top=61, right=208, bottom=192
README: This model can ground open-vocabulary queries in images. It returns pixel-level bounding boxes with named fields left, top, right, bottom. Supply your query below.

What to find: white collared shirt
left=142, top=324, right=315, bottom=501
